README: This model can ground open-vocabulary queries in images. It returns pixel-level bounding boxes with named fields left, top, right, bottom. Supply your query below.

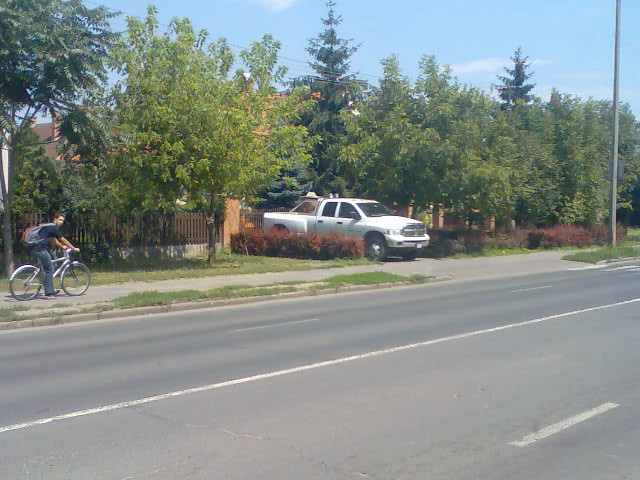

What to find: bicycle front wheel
left=61, top=262, right=91, bottom=296
left=9, top=265, right=43, bottom=301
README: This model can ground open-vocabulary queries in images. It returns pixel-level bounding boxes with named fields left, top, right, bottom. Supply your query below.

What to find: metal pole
left=608, top=0, right=621, bottom=246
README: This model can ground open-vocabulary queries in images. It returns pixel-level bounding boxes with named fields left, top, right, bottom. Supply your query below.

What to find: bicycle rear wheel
left=9, top=265, right=43, bottom=301
left=61, top=262, right=91, bottom=296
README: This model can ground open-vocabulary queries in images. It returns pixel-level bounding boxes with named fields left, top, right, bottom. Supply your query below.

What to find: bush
left=231, top=230, right=364, bottom=260
left=526, top=224, right=625, bottom=249
left=424, top=224, right=626, bottom=257
left=423, top=230, right=487, bottom=258
left=76, top=241, right=112, bottom=263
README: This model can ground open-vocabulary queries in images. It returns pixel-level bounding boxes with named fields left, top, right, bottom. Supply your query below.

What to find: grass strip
left=88, top=255, right=372, bottom=286
left=106, top=272, right=433, bottom=310
left=563, top=246, right=640, bottom=264
left=0, top=271, right=436, bottom=322
left=0, top=305, right=30, bottom=322
left=111, top=285, right=299, bottom=309
left=322, top=271, right=431, bottom=286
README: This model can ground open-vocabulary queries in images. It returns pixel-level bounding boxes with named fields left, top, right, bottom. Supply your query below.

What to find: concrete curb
left=0, top=276, right=452, bottom=331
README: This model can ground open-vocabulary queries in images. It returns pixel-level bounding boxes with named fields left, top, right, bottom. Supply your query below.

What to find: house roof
left=32, top=121, right=59, bottom=159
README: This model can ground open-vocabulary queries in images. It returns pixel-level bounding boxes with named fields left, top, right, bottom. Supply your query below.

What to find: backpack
left=20, top=223, right=55, bottom=246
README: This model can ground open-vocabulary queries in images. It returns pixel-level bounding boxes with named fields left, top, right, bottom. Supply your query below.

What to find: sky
left=89, top=0, right=639, bottom=116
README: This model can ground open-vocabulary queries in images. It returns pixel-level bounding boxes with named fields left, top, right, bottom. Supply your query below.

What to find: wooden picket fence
left=10, top=208, right=287, bottom=250
left=13, top=213, right=209, bottom=248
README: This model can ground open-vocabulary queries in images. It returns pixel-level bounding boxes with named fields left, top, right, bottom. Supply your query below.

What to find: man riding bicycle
left=28, top=213, right=80, bottom=297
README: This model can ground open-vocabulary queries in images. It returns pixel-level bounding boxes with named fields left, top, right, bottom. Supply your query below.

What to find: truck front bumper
left=384, top=235, right=430, bottom=249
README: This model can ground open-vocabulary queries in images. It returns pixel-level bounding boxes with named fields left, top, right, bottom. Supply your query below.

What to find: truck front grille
left=402, top=223, right=426, bottom=237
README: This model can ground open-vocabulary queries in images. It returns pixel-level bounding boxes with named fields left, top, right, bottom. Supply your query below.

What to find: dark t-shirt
left=29, top=225, right=63, bottom=253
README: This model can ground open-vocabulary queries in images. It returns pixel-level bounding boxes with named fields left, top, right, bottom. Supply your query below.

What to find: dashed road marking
left=510, top=403, right=620, bottom=447
left=2, top=298, right=639, bottom=435
left=511, top=286, right=553, bottom=293
left=228, top=318, right=319, bottom=333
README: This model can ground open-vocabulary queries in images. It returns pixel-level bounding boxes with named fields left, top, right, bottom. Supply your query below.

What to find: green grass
left=0, top=271, right=435, bottom=321
left=322, top=271, right=431, bottom=286
left=111, top=284, right=299, bottom=309
left=0, top=254, right=372, bottom=293
left=0, top=305, right=29, bottom=322
left=563, top=245, right=640, bottom=264
left=88, top=254, right=372, bottom=285
left=562, top=227, right=640, bottom=263
left=111, top=272, right=431, bottom=310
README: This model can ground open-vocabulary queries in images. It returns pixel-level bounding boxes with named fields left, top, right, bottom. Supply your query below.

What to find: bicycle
left=9, top=248, right=91, bottom=301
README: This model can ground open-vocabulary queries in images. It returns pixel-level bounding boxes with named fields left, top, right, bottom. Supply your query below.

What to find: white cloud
left=250, top=0, right=299, bottom=11
left=450, top=57, right=551, bottom=77
left=450, top=58, right=507, bottom=76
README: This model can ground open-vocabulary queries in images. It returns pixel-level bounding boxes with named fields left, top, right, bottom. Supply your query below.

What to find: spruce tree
left=496, top=47, right=535, bottom=110
left=290, top=0, right=363, bottom=196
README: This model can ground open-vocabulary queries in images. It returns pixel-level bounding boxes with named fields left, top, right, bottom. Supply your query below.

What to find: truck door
left=337, top=202, right=363, bottom=238
left=315, top=201, right=341, bottom=234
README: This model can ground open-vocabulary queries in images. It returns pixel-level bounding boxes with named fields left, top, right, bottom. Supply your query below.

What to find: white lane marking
left=511, top=286, right=552, bottom=293
left=2, top=297, right=639, bottom=435
left=567, top=265, right=607, bottom=271
left=228, top=318, right=319, bottom=333
left=604, top=265, right=640, bottom=272
left=510, top=403, right=620, bottom=447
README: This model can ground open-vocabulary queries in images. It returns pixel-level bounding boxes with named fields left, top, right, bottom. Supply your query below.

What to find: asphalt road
left=1, top=259, right=639, bottom=479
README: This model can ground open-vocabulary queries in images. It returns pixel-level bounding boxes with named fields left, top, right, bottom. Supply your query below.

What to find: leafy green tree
left=0, top=0, right=116, bottom=272
left=544, top=92, right=610, bottom=225
left=342, top=54, right=515, bottom=222
left=610, top=103, right=640, bottom=224
left=290, top=0, right=363, bottom=196
left=108, top=7, right=312, bottom=261
left=341, top=55, right=434, bottom=211
left=496, top=47, right=535, bottom=110
left=11, top=128, right=63, bottom=215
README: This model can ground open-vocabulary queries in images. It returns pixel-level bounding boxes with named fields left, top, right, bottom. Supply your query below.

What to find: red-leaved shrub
left=424, top=224, right=626, bottom=257
left=526, top=224, right=625, bottom=249
left=231, top=230, right=364, bottom=260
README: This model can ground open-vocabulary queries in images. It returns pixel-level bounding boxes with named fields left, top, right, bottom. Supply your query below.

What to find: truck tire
left=365, top=233, right=388, bottom=261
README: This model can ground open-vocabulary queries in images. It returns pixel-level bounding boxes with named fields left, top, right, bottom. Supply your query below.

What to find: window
left=357, top=202, right=394, bottom=217
left=321, top=201, right=338, bottom=217
left=291, top=200, right=317, bottom=215
left=338, top=202, right=360, bottom=219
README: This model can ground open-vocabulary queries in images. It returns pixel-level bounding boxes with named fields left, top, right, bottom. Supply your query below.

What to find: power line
left=81, top=0, right=382, bottom=87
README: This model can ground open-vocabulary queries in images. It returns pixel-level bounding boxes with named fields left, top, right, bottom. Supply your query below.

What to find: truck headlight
left=386, top=228, right=402, bottom=236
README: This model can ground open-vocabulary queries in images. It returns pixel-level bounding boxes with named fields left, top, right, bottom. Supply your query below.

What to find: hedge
left=231, top=230, right=364, bottom=260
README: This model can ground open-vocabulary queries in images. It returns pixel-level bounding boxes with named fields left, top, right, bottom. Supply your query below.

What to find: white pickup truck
left=263, top=195, right=430, bottom=261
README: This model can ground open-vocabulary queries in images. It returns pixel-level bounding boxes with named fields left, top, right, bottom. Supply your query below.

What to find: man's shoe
left=45, top=290, right=60, bottom=297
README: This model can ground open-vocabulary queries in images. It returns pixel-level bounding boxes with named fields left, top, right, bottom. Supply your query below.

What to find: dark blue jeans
left=31, top=249, right=55, bottom=295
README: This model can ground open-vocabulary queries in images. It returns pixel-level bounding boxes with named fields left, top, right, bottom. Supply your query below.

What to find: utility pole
left=608, top=0, right=621, bottom=246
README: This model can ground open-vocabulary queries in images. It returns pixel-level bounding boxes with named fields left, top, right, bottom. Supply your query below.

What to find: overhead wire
left=79, top=0, right=383, bottom=89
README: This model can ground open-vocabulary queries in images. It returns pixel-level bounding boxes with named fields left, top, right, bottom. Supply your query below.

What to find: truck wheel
left=365, top=234, right=388, bottom=261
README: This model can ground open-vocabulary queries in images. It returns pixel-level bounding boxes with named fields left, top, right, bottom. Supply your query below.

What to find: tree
left=108, top=7, right=312, bottom=262
left=254, top=164, right=312, bottom=209
left=496, top=47, right=535, bottom=110
left=341, top=55, right=433, bottom=211
left=290, top=0, right=363, bottom=196
left=0, top=0, right=116, bottom=272
left=11, top=128, right=63, bottom=215
left=342, top=54, right=515, bottom=222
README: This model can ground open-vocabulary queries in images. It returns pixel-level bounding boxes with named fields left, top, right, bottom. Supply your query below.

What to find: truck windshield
left=357, top=202, right=395, bottom=217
